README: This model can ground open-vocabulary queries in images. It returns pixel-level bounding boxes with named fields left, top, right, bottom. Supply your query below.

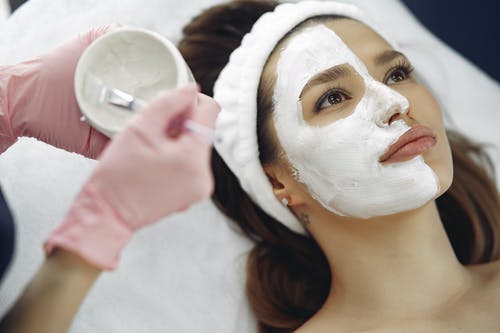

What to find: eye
left=384, top=60, right=414, bottom=85
left=387, top=69, right=407, bottom=83
left=314, top=89, right=351, bottom=113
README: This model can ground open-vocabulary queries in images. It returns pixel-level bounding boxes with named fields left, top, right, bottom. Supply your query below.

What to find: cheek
left=406, top=86, right=445, bottom=139
left=404, top=85, right=453, bottom=194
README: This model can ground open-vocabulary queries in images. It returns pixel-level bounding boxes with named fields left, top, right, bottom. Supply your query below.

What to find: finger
left=189, top=93, right=220, bottom=129
left=148, top=83, right=197, bottom=121
left=83, top=127, right=110, bottom=160
left=170, top=94, right=219, bottom=144
left=128, top=84, right=198, bottom=139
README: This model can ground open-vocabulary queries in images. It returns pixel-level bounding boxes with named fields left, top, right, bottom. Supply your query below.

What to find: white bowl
left=74, top=27, right=193, bottom=137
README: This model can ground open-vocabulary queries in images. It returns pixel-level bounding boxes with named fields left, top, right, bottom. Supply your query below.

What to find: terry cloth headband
left=213, top=1, right=388, bottom=235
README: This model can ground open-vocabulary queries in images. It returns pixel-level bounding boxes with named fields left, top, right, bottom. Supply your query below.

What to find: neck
left=308, top=201, right=471, bottom=321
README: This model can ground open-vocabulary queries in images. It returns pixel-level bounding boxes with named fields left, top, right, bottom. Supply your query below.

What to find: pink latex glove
left=0, top=25, right=119, bottom=158
left=44, top=84, right=219, bottom=269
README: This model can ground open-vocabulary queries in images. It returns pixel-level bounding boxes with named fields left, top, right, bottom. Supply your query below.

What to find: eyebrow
left=299, top=65, right=352, bottom=98
left=374, top=50, right=407, bottom=66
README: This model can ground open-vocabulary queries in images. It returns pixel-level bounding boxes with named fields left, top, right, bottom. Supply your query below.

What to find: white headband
left=213, top=1, right=384, bottom=235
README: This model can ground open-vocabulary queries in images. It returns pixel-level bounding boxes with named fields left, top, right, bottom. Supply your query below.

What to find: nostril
left=388, top=112, right=401, bottom=125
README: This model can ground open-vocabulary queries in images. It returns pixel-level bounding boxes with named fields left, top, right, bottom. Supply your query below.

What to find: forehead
left=262, top=18, right=393, bottom=82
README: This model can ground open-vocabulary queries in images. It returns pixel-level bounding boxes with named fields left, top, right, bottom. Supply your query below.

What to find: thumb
left=79, top=23, right=123, bottom=46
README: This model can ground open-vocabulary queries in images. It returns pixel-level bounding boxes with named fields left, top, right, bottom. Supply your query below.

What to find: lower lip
left=382, top=136, right=437, bottom=164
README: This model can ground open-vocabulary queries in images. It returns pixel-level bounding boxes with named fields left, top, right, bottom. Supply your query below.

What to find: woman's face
left=262, top=18, right=453, bottom=220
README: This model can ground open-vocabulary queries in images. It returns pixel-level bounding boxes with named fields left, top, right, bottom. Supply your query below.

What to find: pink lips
left=379, top=125, right=437, bottom=164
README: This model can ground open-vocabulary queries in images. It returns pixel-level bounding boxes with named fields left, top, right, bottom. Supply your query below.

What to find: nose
left=366, top=80, right=409, bottom=127
left=388, top=112, right=402, bottom=125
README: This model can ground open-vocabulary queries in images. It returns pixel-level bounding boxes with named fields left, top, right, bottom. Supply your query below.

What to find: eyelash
left=313, top=60, right=415, bottom=113
left=384, top=59, right=415, bottom=84
left=313, top=86, right=351, bottom=113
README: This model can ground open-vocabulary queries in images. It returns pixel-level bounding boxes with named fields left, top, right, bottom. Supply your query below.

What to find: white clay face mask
left=273, top=24, right=439, bottom=218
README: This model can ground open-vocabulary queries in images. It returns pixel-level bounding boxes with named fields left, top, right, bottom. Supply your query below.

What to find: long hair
left=178, top=1, right=500, bottom=331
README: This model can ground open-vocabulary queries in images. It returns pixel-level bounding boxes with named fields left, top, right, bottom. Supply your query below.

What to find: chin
left=425, top=153, right=453, bottom=199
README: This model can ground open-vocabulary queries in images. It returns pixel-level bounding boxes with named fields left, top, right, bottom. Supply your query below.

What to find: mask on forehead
left=273, top=24, right=439, bottom=218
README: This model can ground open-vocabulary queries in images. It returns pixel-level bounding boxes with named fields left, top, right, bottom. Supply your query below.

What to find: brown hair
left=178, top=1, right=500, bottom=331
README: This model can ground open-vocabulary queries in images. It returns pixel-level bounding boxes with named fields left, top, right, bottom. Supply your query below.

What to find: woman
left=2, top=1, right=499, bottom=332
left=179, top=0, right=500, bottom=332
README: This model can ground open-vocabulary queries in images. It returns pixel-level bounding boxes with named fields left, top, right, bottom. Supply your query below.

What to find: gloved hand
left=44, top=84, right=219, bottom=269
left=0, top=24, right=119, bottom=158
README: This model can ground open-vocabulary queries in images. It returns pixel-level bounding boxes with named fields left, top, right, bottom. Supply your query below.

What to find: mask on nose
left=273, top=25, right=439, bottom=218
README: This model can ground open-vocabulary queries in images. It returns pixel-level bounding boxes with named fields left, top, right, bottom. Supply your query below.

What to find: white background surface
left=0, top=0, right=499, bottom=332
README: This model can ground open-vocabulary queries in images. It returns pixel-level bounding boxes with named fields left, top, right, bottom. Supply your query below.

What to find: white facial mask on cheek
left=273, top=25, right=439, bottom=218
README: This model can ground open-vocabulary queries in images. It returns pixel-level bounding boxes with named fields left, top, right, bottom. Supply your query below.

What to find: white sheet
left=0, top=0, right=499, bottom=332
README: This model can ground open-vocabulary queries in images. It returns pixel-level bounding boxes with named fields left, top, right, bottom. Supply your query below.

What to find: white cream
left=273, top=25, right=439, bottom=218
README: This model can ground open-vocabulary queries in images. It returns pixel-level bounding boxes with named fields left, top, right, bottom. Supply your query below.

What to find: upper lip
left=379, top=125, right=436, bottom=163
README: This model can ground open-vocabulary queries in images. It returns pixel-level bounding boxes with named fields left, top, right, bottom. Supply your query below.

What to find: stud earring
left=281, top=198, right=289, bottom=206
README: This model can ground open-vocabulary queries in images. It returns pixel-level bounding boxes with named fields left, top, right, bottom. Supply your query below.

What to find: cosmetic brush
left=82, top=74, right=217, bottom=144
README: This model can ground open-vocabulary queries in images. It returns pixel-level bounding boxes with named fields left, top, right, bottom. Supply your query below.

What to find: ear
left=263, top=163, right=305, bottom=207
